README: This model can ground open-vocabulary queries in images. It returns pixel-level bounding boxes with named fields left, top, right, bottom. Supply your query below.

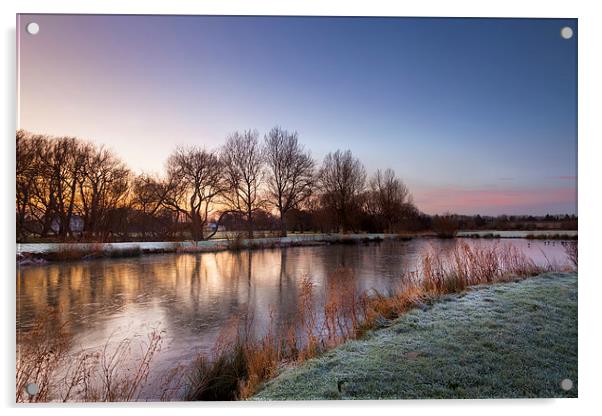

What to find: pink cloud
left=414, top=186, right=576, bottom=215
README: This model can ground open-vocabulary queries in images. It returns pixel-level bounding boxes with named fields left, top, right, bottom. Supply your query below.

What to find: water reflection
left=17, top=238, right=570, bottom=395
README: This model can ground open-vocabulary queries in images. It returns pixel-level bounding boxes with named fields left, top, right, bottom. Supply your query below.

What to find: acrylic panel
left=16, top=14, right=577, bottom=402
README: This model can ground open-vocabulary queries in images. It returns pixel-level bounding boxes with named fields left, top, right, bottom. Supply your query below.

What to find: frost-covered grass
left=253, top=272, right=577, bottom=400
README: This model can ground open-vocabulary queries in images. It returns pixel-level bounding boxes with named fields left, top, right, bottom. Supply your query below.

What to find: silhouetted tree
left=164, top=147, right=226, bottom=241
left=48, top=137, right=89, bottom=240
left=17, top=129, right=575, bottom=243
left=318, top=150, right=366, bottom=233
left=263, top=127, right=315, bottom=236
left=131, top=173, right=179, bottom=239
left=220, top=130, right=265, bottom=238
left=16, top=130, right=45, bottom=239
left=367, top=168, right=413, bottom=232
left=78, top=146, right=130, bottom=240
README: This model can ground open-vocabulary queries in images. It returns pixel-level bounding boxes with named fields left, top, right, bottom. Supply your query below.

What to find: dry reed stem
left=16, top=319, right=164, bottom=403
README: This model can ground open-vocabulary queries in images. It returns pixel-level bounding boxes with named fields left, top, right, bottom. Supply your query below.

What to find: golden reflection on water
left=18, top=248, right=316, bottom=339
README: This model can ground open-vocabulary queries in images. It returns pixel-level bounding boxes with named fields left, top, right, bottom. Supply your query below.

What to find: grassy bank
left=254, top=272, right=577, bottom=400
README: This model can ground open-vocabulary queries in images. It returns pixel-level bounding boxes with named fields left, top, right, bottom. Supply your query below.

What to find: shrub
left=431, top=215, right=459, bottom=238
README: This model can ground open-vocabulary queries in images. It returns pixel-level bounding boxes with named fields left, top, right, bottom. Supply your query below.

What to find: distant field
left=254, top=272, right=578, bottom=400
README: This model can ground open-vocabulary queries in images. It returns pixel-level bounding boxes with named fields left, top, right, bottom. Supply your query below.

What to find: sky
left=17, top=15, right=577, bottom=215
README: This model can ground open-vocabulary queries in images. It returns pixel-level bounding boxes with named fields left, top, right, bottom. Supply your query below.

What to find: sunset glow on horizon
left=17, top=14, right=577, bottom=215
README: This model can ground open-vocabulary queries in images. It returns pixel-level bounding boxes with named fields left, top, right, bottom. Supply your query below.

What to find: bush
left=431, top=215, right=459, bottom=238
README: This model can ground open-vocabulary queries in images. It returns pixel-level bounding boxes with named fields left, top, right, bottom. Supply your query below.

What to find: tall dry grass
left=16, top=310, right=71, bottom=402
left=16, top=312, right=164, bottom=403
left=41, top=244, right=142, bottom=262
left=418, top=243, right=542, bottom=294
left=563, top=240, right=578, bottom=269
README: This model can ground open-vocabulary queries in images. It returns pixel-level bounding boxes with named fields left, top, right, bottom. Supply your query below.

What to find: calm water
left=16, top=238, right=571, bottom=398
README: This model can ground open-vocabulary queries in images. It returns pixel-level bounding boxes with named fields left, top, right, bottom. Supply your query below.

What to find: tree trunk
left=279, top=209, right=287, bottom=237
left=190, top=212, right=204, bottom=242
left=247, top=209, right=254, bottom=239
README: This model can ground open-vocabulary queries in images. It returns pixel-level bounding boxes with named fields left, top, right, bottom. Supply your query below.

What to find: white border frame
left=2, top=1, right=600, bottom=415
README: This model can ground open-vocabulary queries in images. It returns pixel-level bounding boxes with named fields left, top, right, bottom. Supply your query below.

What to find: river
left=16, top=237, right=572, bottom=399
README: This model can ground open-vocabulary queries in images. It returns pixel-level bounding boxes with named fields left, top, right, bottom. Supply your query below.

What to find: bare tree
left=318, top=150, right=366, bottom=233
left=16, top=131, right=46, bottom=239
left=17, top=133, right=131, bottom=241
left=131, top=174, right=179, bottom=239
left=164, top=147, right=226, bottom=241
left=15, top=130, right=426, bottom=242
left=54, top=138, right=89, bottom=240
left=17, top=132, right=69, bottom=239
left=263, top=127, right=315, bottom=236
left=220, top=130, right=265, bottom=238
left=78, top=146, right=130, bottom=240
left=131, top=174, right=171, bottom=218
left=26, top=136, right=89, bottom=240
left=368, top=168, right=412, bottom=233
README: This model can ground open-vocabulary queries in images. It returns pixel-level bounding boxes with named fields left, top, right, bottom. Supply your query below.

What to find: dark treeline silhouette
left=16, top=128, right=420, bottom=242
left=433, top=213, right=578, bottom=234
left=16, top=129, right=576, bottom=243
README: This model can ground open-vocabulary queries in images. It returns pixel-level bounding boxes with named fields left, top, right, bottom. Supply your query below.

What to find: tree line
left=16, top=128, right=422, bottom=242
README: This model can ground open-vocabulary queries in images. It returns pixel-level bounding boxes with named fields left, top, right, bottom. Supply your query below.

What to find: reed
left=563, top=240, right=578, bottom=268
left=417, top=242, right=542, bottom=294
left=16, top=310, right=70, bottom=403
left=16, top=312, right=164, bottom=403
left=41, top=244, right=142, bottom=262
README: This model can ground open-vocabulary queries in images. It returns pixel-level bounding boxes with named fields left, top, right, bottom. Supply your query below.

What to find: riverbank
left=16, top=230, right=577, bottom=265
left=253, top=272, right=578, bottom=400
left=16, top=233, right=393, bottom=265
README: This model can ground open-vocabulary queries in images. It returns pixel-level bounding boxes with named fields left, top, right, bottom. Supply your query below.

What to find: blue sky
left=18, top=15, right=577, bottom=215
